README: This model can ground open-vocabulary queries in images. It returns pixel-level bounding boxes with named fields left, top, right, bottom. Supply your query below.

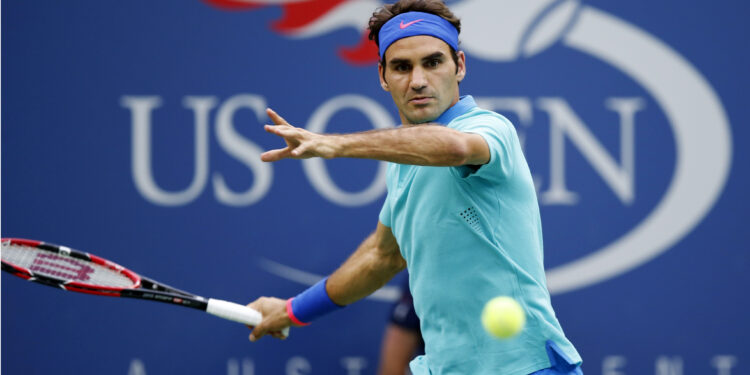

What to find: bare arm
left=261, top=108, right=489, bottom=166
left=327, top=222, right=405, bottom=305
left=247, top=222, right=405, bottom=341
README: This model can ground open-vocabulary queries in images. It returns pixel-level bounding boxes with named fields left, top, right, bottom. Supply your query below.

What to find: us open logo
left=122, top=0, right=731, bottom=295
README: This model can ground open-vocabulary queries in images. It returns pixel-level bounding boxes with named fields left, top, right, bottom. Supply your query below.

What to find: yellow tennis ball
left=481, top=296, right=526, bottom=339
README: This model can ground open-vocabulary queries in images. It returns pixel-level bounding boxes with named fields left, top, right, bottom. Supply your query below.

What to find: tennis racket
left=1, top=238, right=288, bottom=337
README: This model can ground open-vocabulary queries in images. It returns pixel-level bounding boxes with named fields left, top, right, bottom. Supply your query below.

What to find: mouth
left=409, top=96, right=433, bottom=105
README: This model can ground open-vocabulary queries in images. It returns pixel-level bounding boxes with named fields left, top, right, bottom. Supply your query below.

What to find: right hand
left=246, top=296, right=297, bottom=342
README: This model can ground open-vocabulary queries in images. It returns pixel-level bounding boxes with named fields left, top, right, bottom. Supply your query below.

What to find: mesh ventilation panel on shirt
left=2, top=243, right=136, bottom=288
left=459, top=207, right=481, bottom=231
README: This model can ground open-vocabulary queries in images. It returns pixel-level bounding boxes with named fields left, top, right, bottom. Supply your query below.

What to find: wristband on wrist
left=286, top=298, right=310, bottom=326
left=286, top=277, right=344, bottom=325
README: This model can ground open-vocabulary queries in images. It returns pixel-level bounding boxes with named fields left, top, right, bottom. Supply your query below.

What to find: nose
left=410, top=66, right=428, bottom=91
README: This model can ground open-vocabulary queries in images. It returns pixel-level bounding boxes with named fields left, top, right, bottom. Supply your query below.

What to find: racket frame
left=1, top=238, right=208, bottom=311
left=2, top=238, right=272, bottom=330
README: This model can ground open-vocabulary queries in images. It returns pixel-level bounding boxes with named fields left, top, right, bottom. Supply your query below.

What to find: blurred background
left=2, top=0, right=748, bottom=374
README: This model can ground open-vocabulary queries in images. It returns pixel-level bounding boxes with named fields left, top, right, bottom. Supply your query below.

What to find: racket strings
left=1, top=243, right=135, bottom=288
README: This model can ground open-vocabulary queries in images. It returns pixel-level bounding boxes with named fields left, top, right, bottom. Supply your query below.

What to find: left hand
left=261, top=108, right=338, bottom=162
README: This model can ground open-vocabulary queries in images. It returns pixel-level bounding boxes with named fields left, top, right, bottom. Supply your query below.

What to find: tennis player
left=248, top=1, right=583, bottom=373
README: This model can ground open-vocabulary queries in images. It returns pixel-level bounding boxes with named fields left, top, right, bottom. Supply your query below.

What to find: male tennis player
left=248, top=1, right=583, bottom=374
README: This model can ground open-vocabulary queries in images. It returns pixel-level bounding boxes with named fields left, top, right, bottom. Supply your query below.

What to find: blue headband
left=378, top=11, right=459, bottom=59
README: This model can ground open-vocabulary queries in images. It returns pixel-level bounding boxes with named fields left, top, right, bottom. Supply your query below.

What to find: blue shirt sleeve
left=451, top=113, right=518, bottom=181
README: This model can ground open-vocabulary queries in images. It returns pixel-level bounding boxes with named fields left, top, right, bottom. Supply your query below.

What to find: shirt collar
left=434, top=95, right=477, bottom=125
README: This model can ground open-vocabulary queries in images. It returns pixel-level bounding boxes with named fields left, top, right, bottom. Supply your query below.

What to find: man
left=247, top=1, right=583, bottom=374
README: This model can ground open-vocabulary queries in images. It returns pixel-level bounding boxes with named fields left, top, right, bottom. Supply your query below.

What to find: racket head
left=1, top=238, right=140, bottom=295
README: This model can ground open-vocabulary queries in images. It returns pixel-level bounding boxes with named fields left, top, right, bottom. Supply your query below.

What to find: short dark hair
left=368, top=0, right=461, bottom=77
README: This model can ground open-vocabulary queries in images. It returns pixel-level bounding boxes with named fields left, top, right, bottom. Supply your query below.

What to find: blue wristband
left=290, top=277, right=344, bottom=324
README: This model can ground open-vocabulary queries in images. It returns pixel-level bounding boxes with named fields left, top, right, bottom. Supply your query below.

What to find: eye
left=394, top=63, right=411, bottom=72
left=426, top=58, right=441, bottom=68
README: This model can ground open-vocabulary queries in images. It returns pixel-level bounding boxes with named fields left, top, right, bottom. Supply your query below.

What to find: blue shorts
left=529, top=341, right=583, bottom=375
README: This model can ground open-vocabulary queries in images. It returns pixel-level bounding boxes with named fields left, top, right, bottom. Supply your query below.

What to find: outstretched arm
left=247, top=222, right=405, bottom=341
left=261, top=108, right=489, bottom=166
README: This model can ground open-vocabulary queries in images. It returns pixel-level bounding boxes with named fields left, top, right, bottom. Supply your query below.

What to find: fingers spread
left=290, top=143, right=309, bottom=158
left=264, top=124, right=285, bottom=136
left=261, top=148, right=293, bottom=162
left=266, top=124, right=302, bottom=140
left=266, top=108, right=290, bottom=125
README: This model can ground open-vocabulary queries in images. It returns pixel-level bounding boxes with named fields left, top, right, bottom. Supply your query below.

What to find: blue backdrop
left=2, top=1, right=748, bottom=374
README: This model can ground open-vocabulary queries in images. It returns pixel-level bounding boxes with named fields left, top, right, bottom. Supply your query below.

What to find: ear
left=456, top=50, right=467, bottom=83
left=378, top=62, right=390, bottom=92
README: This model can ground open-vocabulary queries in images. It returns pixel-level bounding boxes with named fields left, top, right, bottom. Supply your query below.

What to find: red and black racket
left=1, top=238, right=288, bottom=336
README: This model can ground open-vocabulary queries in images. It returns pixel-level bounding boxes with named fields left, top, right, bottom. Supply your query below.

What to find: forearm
left=246, top=224, right=402, bottom=340
left=330, top=125, right=485, bottom=166
left=327, top=231, right=406, bottom=306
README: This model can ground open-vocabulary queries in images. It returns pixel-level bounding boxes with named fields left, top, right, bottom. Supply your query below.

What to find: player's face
left=379, top=35, right=466, bottom=125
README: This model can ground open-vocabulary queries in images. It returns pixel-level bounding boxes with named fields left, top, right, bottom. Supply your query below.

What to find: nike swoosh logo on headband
left=399, top=19, right=424, bottom=29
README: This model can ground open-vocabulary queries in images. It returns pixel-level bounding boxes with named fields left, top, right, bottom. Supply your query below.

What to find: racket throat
left=120, top=289, right=208, bottom=311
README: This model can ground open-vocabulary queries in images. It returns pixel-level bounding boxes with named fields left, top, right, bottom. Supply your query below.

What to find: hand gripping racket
left=1, top=238, right=288, bottom=337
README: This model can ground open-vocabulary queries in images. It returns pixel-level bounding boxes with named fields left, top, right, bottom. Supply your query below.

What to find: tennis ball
left=481, top=296, right=526, bottom=339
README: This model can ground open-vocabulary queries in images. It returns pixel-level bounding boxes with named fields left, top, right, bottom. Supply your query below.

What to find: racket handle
left=206, top=299, right=290, bottom=337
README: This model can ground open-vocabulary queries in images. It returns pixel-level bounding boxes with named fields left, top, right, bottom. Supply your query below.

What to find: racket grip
left=207, top=298, right=262, bottom=325
left=206, top=299, right=290, bottom=337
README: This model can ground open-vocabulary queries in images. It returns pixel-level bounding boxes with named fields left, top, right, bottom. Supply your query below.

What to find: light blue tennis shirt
left=379, top=96, right=582, bottom=375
